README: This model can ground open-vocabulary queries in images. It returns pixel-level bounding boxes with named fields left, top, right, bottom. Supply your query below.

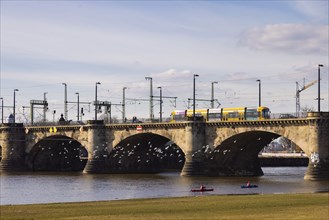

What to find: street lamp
left=75, top=92, right=79, bottom=121
left=62, top=83, right=67, bottom=120
left=43, top=92, right=48, bottom=122
left=95, top=82, right=101, bottom=120
left=145, top=77, right=153, bottom=121
left=318, top=64, right=324, bottom=114
left=256, top=79, right=261, bottom=107
left=122, top=87, right=127, bottom=123
left=13, top=89, right=19, bottom=123
left=157, top=86, right=162, bottom=122
left=0, top=97, right=3, bottom=124
left=193, top=74, right=199, bottom=121
left=211, top=81, right=218, bottom=109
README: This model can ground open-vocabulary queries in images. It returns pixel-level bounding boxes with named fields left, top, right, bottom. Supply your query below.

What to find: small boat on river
left=191, top=185, right=214, bottom=192
left=241, top=184, right=258, bottom=188
left=241, top=181, right=258, bottom=188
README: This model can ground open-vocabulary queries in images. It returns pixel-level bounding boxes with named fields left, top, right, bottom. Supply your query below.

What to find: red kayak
left=191, top=185, right=214, bottom=192
left=191, top=188, right=214, bottom=192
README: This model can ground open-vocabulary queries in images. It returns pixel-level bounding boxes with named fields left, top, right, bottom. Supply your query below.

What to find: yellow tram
left=170, top=106, right=270, bottom=122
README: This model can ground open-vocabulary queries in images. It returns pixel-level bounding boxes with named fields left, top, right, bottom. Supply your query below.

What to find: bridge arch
left=207, top=130, right=286, bottom=176
left=26, top=135, right=88, bottom=171
left=107, top=133, right=185, bottom=173
left=211, top=125, right=312, bottom=156
left=216, top=130, right=281, bottom=152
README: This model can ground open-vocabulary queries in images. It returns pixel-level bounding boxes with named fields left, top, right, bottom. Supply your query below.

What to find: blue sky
left=1, top=0, right=328, bottom=122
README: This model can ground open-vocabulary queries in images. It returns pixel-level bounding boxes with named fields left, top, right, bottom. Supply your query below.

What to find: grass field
left=1, top=193, right=328, bottom=219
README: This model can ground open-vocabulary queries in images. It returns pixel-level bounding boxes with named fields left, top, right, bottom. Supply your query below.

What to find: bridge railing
left=5, top=112, right=316, bottom=127
left=20, top=117, right=173, bottom=126
left=24, top=121, right=87, bottom=127
left=270, top=112, right=308, bottom=119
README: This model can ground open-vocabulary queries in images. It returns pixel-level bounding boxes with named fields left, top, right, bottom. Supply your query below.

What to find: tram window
left=246, top=111, right=259, bottom=118
left=174, top=115, right=185, bottom=121
left=246, top=109, right=259, bottom=119
left=209, top=113, right=221, bottom=120
left=228, top=112, right=239, bottom=118
left=263, top=110, right=270, bottom=119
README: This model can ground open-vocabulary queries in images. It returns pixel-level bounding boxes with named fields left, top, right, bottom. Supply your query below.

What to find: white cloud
left=238, top=24, right=328, bottom=55
left=1, top=16, right=224, bottom=74
left=292, top=1, right=329, bottom=22
left=150, top=69, right=192, bottom=80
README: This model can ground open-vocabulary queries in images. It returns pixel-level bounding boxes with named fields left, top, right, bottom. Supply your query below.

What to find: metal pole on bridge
left=256, top=79, right=261, bottom=107
left=13, top=89, right=19, bottom=123
left=193, top=74, right=199, bottom=121
left=43, top=92, right=47, bottom=122
left=75, top=92, right=79, bottom=121
left=318, top=64, right=323, bottom=114
left=95, top=82, right=101, bottom=120
left=62, top=83, right=67, bottom=121
left=0, top=97, right=3, bottom=123
left=158, top=86, right=162, bottom=122
left=123, top=87, right=127, bottom=123
left=211, top=81, right=218, bottom=109
left=145, top=77, right=153, bottom=121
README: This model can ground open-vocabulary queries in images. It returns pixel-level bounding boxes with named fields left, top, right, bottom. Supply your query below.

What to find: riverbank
left=1, top=193, right=328, bottom=219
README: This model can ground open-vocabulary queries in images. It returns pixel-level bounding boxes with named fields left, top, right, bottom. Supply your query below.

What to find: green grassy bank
left=1, top=193, right=328, bottom=219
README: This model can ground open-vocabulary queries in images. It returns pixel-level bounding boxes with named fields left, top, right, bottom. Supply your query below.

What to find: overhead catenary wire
left=2, top=67, right=329, bottom=122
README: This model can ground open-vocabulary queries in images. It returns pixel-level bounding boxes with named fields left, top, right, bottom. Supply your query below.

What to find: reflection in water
left=0, top=167, right=328, bottom=205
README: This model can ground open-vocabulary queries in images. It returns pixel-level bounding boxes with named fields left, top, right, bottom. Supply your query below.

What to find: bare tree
left=301, top=105, right=314, bottom=117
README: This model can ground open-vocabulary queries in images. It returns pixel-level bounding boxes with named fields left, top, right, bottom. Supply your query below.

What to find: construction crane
left=296, top=79, right=317, bottom=117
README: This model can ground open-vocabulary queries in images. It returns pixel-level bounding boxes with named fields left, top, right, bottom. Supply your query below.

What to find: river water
left=0, top=167, right=328, bottom=205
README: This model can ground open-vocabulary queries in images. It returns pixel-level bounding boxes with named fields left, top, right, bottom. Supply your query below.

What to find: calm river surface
left=1, top=167, right=328, bottom=205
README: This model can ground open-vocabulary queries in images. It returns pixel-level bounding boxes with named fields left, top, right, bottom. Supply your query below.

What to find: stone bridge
left=0, top=112, right=328, bottom=180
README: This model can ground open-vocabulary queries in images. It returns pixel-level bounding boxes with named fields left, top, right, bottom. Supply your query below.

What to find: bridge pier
left=304, top=163, right=329, bottom=180
left=181, top=122, right=206, bottom=176
left=304, top=113, right=329, bottom=180
left=0, top=123, right=26, bottom=171
left=83, top=120, right=109, bottom=173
